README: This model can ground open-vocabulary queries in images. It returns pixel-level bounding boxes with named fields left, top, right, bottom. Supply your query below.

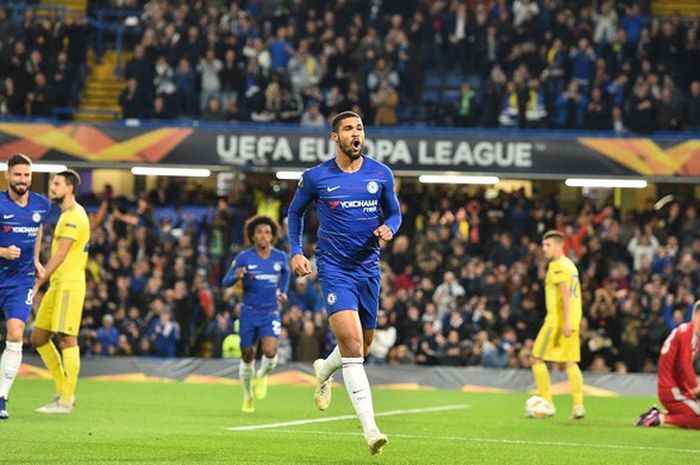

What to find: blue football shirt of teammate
left=0, top=183, right=50, bottom=321
left=222, top=216, right=290, bottom=411
left=222, top=242, right=290, bottom=350
left=0, top=155, right=51, bottom=419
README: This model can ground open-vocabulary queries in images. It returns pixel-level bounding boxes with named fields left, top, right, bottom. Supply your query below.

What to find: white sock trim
left=5, top=342, right=22, bottom=353
left=341, top=356, right=364, bottom=366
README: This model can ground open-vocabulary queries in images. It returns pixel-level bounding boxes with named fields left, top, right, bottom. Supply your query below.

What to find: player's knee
left=58, top=336, right=78, bottom=349
left=7, top=331, right=23, bottom=343
left=339, top=340, right=363, bottom=358
left=30, top=331, right=47, bottom=347
left=241, top=348, right=255, bottom=362
left=6, top=326, right=24, bottom=343
left=262, top=348, right=277, bottom=358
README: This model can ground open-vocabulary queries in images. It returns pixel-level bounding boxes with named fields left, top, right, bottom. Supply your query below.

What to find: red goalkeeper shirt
left=658, top=322, right=699, bottom=396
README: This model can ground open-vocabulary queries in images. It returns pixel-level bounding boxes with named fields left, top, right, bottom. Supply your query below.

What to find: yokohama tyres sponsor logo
left=3, top=225, right=40, bottom=234
left=328, top=199, right=378, bottom=210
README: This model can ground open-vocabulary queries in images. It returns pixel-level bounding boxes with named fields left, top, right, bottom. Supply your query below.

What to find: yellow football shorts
left=532, top=323, right=580, bottom=363
left=34, top=287, right=86, bottom=336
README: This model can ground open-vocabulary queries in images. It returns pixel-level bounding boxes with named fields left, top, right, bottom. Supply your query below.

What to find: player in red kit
left=636, top=301, right=700, bottom=429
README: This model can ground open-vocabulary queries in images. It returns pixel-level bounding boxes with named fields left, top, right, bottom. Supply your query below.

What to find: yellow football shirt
left=544, top=256, right=582, bottom=328
left=51, top=202, right=90, bottom=288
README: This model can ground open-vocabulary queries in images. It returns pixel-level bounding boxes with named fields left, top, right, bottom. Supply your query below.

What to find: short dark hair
left=7, top=153, right=32, bottom=169
left=331, top=110, right=361, bottom=133
left=542, top=230, right=565, bottom=242
left=244, top=215, right=279, bottom=244
left=56, top=169, right=81, bottom=193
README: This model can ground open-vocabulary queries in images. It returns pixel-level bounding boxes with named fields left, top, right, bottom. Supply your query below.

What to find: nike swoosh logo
left=326, top=186, right=341, bottom=192
left=3, top=214, right=14, bottom=219
left=352, top=389, right=364, bottom=394
left=248, top=265, right=258, bottom=269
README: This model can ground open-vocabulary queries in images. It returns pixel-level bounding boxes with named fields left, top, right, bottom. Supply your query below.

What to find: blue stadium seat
left=424, top=73, right=443, bottom=88
left=466, top=75, right=482, bottom=91
left=444, top=73, right=464, bottom=89
left=442, top=89, right=460, bottom=103
left=422, top=88, right=439, bottom=103
left=397, top=104, right=414, bottom=121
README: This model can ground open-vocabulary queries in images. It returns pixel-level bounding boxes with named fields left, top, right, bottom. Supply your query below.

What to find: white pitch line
left=226, top=404, right=469, bottom=432
left=269, top=429, right=700, bottom=455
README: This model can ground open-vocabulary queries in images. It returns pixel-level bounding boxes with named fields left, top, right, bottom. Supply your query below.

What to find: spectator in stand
left=198, top=49, right=223, bottom=112
left=0, top=78, right=24, bottom=116
left=300, top=101, right=325, bottom=127
left=288, top=39, right=321, bottom=96
left=556, top=80, right=587, bottom=129
left=585, top=87, right=611, bottom=130
left=368, top=311, right=397, bottom=364
left=26, top=73, right=53, bottom=117
left=96, top=314, right=120, bottom=356
left=686, top=81, right=700, bottom=130
left=119, top=78, right=146, bottom=119
left=147, top=308, right=180, bottom=358
left=174, top=57, right=197, bottom=116
left=628, top=80, right=654, bottom=134
left=371, top=80, right=399, bottom=126
left=269, top=26, right=293, bottom=72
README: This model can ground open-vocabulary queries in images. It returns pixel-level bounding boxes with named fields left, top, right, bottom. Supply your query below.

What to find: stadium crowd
left=111, top=0, right=700, bottom=132
left=0, top=8, right=89, bottom=116
left=0, top=2, right=698, bottom=132
left=21, top=179, right=697, bottom=375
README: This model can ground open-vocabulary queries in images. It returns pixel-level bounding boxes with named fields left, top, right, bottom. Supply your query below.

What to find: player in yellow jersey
left=530, top=230, right=585, bottom=419
left=30, top=170, right=90, bottom=414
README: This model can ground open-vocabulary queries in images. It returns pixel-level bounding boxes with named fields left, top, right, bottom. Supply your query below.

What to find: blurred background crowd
left=17, top=178, right=696, bottom=375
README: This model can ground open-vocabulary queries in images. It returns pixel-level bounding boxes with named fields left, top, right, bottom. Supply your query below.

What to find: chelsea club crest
left=327, top=292, right=337, bottom=305
left=366, top=181, right=379, bottom=194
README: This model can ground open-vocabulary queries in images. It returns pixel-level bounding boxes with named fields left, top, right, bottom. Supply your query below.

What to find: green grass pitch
left=2, top=379, right=698, bottom=464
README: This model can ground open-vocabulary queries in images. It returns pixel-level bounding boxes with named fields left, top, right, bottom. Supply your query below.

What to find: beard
left=340, top=139, right=363, bottom=160
left=9, top=182, right=28, bottom=196
left=51, top=192, right=65, bottom=203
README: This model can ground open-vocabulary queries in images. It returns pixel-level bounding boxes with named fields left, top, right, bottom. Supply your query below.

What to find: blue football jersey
left=0, top=190, right=51, bottom=286
left=287, top=156, right=401, bottom=275
left=222, top=247, right=290, bottom=311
